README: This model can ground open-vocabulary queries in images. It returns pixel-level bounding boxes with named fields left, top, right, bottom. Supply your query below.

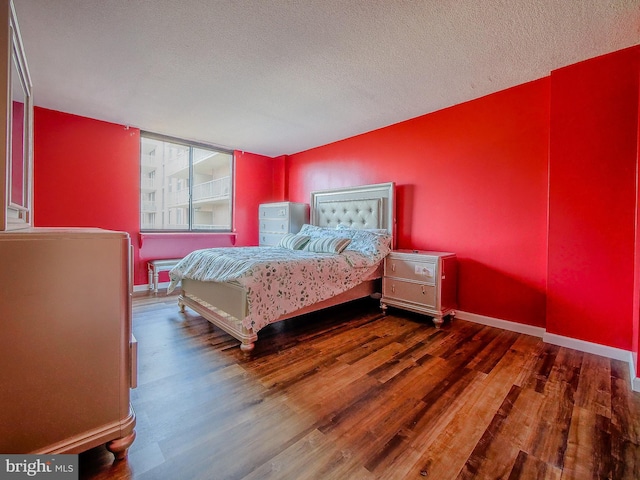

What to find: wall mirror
left=2, top=1, right=32, bottom=230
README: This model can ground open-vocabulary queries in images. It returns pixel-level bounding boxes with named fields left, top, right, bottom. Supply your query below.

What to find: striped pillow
left=277, top=233, right=311, bottom=250
left=304, top=236, right=351, bottom=254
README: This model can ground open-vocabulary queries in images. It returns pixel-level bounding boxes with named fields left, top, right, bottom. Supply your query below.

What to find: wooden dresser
left=381, top=250, right=457, bottom=327
left=0, top=228, right=136, bottom=457
left=258, top=202, right=309, bottom=246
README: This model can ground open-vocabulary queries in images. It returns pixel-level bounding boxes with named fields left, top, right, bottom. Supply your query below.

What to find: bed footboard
left=178, top=278, right=378, bottom=354
left=179, top=278, right=257, bottom=353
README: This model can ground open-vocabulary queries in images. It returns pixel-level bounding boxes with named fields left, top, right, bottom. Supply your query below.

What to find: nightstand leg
left=380, top=303, right=388, bottom=315
left=433, top=315, right=444, bottom=328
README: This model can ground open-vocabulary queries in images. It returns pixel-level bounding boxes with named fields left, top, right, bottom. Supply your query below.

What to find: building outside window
left=140, top=134, right=233, bottom=231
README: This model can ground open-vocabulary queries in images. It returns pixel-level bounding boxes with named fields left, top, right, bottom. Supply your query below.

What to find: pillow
left=277, top=233, right=311, bottom=250
left=304, top=236, right=351, bottom=254
left=299, top=224, right=335, bottom=237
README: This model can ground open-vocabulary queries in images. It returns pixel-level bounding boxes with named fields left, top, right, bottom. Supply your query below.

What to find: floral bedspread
left=168, top=228, right=391, bottom=332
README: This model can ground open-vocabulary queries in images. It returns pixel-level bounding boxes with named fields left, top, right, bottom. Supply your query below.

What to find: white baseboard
left=632, top=352, right=640, bottom=392
left=543, top=332, right=630, bottom=362
left=455, top=311, right=546, bottom=338
left=456, top=310, right=640, bottom=391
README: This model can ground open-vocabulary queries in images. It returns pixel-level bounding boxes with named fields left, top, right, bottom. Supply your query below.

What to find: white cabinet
left=0, top=228, right=136, bottom=457
left=259, top=202, right=309, bottom=246
left=381, top=250, right=457, bottom=327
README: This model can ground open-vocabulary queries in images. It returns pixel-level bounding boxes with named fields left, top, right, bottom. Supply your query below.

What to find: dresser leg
left=380, top=303, right=388, bottom=315
left=433, top=315, right=444, bottom=328
left=106, top=430, right=136, bottom=460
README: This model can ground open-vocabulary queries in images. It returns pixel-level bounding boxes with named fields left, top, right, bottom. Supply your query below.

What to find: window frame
left=140, top=131, right=234, bottom=233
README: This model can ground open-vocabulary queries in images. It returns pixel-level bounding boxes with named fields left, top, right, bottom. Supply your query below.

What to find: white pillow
left=277, top=233, right=310, bottom=250
left=303, top=236, right=351, bottom=254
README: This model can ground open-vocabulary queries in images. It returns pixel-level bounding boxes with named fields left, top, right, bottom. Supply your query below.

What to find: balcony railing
left=193, top=176, right=231, bottom=202
left=164, top=150, right=223, bottom=177
left=141, top=178, right=156, bottom=189
left=141, top=154, right=158, bottom=166
left=168, top=189, right=190, bottom=206
left=192, top=223, right=229, bottom=230
left=141, top=201, right=157, bottom=212
left=167, top=176, right=231, bottom=206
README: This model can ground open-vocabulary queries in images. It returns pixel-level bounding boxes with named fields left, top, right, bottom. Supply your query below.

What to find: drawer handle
left=391, top=284, right=395, bottom=294
left=391, top=263, right=396, bottom=272
left=422, top=285, right=426, bottom=295
left=281, top=224, right=285, bottom=230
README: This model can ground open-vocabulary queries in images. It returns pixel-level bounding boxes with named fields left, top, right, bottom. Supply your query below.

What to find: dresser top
left=391, top=249, right=456, bottom=258
left=259, top=201, right=308, bottom=207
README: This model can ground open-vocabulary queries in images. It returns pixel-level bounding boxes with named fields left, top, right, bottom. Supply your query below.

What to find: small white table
left=147, top=259, right=182, bottom=293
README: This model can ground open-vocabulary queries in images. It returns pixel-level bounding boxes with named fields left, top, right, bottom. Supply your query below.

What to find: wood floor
left=79, top=293, right=640, bottom=479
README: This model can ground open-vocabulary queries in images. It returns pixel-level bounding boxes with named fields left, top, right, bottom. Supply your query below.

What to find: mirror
left=10, top=46, right=26, bottom=207
left=3, top=3, right=32, bottom=230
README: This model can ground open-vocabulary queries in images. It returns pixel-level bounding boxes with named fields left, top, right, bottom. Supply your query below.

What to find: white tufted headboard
left=310, top=182, right=395, bottom=247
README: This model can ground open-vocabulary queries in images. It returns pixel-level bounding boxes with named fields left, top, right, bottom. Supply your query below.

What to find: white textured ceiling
left=12, top=0, right=640, bottom=157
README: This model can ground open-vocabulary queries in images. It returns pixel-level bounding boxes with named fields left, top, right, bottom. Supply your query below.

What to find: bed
left=169, top=182, right=395, bottom=354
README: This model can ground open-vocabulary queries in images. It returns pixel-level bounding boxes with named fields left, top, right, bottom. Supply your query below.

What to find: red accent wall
left=33, top=107, right=143, bottom=277
left=636, top=73, right=640, bottom=366
left=548, top=46, right=640, bottom=351
left=32, top=108, right=283, bottom=286
left=233, top=151, right=285, bottom=247
left=31, top=46, right=640, bottom=362
left=287, top=79, right=550, bottom=327
left=33, top=108, right=141, bottom=232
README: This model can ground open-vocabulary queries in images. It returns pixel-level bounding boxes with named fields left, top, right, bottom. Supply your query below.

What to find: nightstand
left=380, top=250, right=457, bottom=327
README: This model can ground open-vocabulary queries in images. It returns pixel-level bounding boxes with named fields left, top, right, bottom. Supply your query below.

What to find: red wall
left=636, top=73, right=640, bottom=364
left=34, top=108, right=141, bottom=233
left=547, top=46, right=640, bottom=351
left=287, top=79, right=550, bottom=327
left=31, top=46, right=640, bottom=359
left=32, top=108, right=282, bottom=285
left=233, top=151, right=285, bottom=247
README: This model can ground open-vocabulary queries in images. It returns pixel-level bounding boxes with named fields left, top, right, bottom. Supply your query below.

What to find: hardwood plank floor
left=79, top=293, right=640, bottom=479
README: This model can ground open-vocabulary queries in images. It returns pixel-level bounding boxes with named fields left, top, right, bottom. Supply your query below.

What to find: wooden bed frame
left=178, top=182, right=395, bottom=354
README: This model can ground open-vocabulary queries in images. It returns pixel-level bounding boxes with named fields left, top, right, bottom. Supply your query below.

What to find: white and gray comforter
left=168, top=226, right=391, bottom=331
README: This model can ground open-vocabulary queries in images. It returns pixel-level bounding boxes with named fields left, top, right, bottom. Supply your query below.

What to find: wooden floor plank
left=76, top=293, right=640, bottom=480
left=402, top=342, right=540, bottom=480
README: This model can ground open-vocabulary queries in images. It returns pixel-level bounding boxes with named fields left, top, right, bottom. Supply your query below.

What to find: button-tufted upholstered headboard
left=310, top=182, right=395, bottom=248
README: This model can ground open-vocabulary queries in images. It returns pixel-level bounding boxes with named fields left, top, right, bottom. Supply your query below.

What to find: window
left=140, top=133, right=233, bottom=231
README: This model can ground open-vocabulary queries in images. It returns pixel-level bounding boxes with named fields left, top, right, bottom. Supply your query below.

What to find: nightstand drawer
left=385, top=257, right=437, bottom=285
left=260, top=218, right=289, bottom=233
left=383, top=278, right=436, bottom=308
